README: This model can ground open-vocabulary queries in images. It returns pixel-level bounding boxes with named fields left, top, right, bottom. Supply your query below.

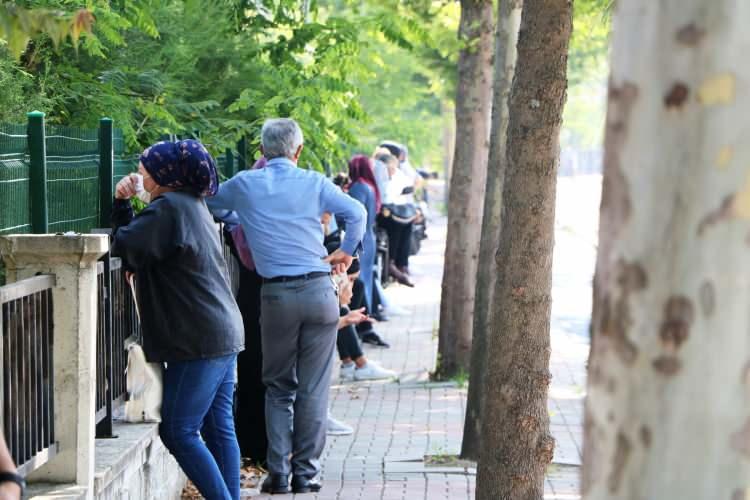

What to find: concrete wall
left=29, top=423, right=186, bottom=500
left=93, top=423, right=186, bottom=500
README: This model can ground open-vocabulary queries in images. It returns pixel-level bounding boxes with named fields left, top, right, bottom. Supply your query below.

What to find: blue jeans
left=359, top=228, right=376, bottom=311
left=159, top=354, right=240, bottom=500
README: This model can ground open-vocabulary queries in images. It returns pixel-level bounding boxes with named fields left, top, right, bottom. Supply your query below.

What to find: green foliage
left=0, top=0, right=455, bottom=174
left=0, top=52, right=52, bottom=122
left=562, top=0, right=611, bottom=149
left=0, top=3, right=93, bottom=57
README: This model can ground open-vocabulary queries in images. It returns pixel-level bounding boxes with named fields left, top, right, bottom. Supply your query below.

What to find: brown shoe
left=389, top=262, right=415, bottom=287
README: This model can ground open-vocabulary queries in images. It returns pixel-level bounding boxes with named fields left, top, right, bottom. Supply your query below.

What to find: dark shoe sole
left=261, top=486, right=291, bottom=495
left=361, top=337, right=390, bottom=348
left=292, top=484, right=322, bottom=494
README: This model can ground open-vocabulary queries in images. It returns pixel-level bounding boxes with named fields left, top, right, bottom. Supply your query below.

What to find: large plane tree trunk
left=461, top=0, right=523, bottom=461
left=436, top=0, right=494, bottom=378
left=475, top=0, right=573, bottom=498
left=583, top=1, right=750, bottom=498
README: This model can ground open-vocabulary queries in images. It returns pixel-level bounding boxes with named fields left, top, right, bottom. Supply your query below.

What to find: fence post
left=236, top=137, right=247, bottom=171
left=27, top=111, right=48, bottom=234
left=99, top=118, right=115, bottom=227
left=0, top=234, right=108, bottom=492
left=99, top=118, right=114, bottom=229
left=224, top=149, right=234, bottom=179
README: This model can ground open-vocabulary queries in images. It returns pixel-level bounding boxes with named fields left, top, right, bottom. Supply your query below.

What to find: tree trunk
left=584, top=2, right=750, bottom=498
left=475, top=0, right=572, bottom=498
left=461, top=0, right=523, bottom=461
left=437, top=0, right=494, bottom=378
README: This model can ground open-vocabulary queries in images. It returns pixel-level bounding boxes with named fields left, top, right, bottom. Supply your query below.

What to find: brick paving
left=248, top=176, right=600, bottom=499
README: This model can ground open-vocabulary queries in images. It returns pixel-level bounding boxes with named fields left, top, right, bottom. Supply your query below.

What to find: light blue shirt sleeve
left=212, top=208, right=241, bottom=230
left=206, top=177, right=244, bottom=229
left=206, top=176, right=240, bottom=212
left=320, top=179, right=366, bottom=256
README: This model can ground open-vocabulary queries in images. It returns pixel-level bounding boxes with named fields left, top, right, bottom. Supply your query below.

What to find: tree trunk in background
left=461, top=0, right=523, bottom=461
left=475, top=0, right=572, bottom=498
left=436, top=0, right=494, bottom=378
left=584, top=2, right=750, bottom=498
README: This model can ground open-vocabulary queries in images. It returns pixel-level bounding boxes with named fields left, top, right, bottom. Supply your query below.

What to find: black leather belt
left=263, top=271, right=330, bottom=284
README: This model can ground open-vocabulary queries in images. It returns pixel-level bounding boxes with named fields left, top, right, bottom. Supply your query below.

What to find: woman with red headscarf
left=347, top=155, right=380, bottom=313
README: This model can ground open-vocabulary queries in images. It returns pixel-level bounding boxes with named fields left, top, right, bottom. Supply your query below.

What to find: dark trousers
left=380, top=216, right=412, bottom=268
left=351, top=278, right=376, bottom=337
left=260, top=276, right=339, bottom=478
left=234, top=268, right=267, bottom=464
left=337, top=306, right=364, bottom=360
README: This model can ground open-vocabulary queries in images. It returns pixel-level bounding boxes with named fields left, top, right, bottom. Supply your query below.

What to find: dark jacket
left=111, top=191, right=244, bottom=362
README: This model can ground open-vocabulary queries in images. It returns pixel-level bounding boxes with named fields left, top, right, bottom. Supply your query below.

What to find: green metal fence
left=0, top=124, right=31, bottom=235
left=46, top=125, right=101, bottom=233
left=0, top=114, right=139, bottom=235
left=1, top=113, right=248, bottom=237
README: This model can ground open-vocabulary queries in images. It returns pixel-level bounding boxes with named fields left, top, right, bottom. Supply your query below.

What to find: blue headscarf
left=139, top=140, right=218, bottom=197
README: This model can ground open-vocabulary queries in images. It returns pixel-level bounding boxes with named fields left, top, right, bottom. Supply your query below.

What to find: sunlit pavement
left=247, top=176, right=600, bottom=499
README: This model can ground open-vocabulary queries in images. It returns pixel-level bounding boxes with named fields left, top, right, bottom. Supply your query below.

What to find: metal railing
left=1, top=229, right=235, bottom=474
left=222, top=234, right=241, bottom=296
left=95, top=256, right=138, bottom=437
left=0, top=275, right=57, bottom=476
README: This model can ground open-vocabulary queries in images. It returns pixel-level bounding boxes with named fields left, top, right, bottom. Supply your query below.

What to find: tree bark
left=461, top=0, right=523, bottom=461
left=475, top=0, right=572, bottom=498
left=584, top=2, right=750, bottom=499
left=437, top=0, right=494, bottom=378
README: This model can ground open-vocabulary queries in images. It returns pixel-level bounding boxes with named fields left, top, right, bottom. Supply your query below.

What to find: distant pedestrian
left=208, top=118, right=366, bottom=494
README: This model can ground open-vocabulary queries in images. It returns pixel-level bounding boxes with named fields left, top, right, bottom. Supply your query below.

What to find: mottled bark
left=461, top=0, right=523, bottom=461
left=475, top=0, right=572, bottom=499
left=584, top=2, right=750, bottom=499
left=437, top=0, right=494, bottom=378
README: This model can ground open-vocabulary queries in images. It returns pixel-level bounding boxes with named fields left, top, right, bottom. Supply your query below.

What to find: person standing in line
left=214, top=155, right=270, bottom=466
left=207, top=118, right=365, bottom=495
left=111, top=140, right=245, bottom=500
left=376, top=152, right=415, bottom=287
left=347, top=155, right=380, bottom=314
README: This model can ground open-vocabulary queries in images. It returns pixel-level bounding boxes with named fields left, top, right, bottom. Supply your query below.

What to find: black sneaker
left=261, top=474, right=290, bottom=494
left=291, top=476, right=322, bottom=494
left=361, top=332, right=390, bottom=348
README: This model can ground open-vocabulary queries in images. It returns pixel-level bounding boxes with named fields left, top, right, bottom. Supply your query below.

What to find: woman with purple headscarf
left=111, top=140, right=245, bottom=500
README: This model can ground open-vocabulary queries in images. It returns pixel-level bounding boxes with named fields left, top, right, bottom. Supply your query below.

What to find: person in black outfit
left=223, top=227, right=268, bottom=466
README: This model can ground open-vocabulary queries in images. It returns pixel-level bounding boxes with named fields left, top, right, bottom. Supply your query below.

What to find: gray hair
left=261, top=118, right=304, bottom=159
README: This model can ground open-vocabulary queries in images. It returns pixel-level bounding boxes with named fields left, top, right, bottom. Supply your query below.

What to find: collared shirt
left=207, top=157, right=366, bottom=279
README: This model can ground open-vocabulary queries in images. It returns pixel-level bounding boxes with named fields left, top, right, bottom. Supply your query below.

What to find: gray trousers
left=260, top=275, right=339, bottom=478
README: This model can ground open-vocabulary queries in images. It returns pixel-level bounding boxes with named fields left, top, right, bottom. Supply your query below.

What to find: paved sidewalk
left=249, top=176, right=600, bottom=499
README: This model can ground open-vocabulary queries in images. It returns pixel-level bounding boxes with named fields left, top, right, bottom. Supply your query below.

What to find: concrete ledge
left=29, top=421, right=186, bottom=499
left=27, top=484, right=88, bottom=500
left=94, top=421, right=186, bottom=500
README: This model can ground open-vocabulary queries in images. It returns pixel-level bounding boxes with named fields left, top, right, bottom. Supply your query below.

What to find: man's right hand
left=323, top=249, right=354, bottom=275
left=115, top=174, right=138, bottom=200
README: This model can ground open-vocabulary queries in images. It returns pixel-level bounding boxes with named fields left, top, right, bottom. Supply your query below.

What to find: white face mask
left=133, top=174, right=152, bottom=204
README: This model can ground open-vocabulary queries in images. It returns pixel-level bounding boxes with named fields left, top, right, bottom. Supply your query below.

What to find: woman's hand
left=342, top=307, right=368, bottom=327
left=115, top=174, right=138, bottom=200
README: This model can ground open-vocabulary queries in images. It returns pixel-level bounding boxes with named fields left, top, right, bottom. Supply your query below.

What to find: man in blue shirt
left=208, top=118, right=365, bottom=495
